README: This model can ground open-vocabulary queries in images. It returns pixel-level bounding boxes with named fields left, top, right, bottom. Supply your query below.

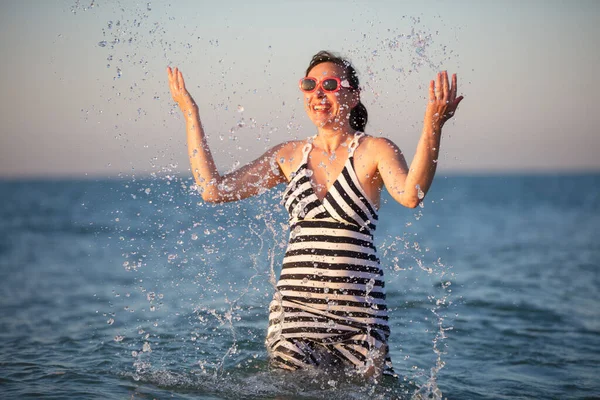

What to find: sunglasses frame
left=299, top=76, right=344, bottom=93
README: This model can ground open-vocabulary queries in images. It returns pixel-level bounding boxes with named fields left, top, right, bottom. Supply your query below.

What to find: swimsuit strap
left=348, top=132, right=365, bottom=157
left=301, top=135, right=317, bottom=164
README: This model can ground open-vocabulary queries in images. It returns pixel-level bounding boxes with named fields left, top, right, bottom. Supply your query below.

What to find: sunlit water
left=1, top=174, right=599, bottom=399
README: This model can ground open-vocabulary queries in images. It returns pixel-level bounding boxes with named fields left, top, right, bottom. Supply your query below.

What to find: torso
left=267, top=132, right=391, bottom=371
left=277, top=134, right=384, bottom=209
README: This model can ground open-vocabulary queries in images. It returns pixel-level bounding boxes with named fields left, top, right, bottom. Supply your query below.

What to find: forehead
left=306, top=62, right=345, bottom=79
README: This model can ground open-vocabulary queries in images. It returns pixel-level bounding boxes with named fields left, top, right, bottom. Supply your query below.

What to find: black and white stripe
left=267, top=133, right=393, bottom=374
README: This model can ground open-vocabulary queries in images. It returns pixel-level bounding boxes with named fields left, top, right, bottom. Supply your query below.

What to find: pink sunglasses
left=299, top=77, right=349, bottom=93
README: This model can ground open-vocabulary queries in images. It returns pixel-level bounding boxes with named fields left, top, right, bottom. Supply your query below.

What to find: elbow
left=199, top=184, right=223, bottom=204
left=196, top=178, right=225, bottom=204
left=201, top=195, right=219, bottom=204
left=201, top=191, right=223, bottom=204
left=402, top=199, right=420, bottom=209
left=201, top=188, right=238, bottom=204
left=398, top=194, right=421, bottom=209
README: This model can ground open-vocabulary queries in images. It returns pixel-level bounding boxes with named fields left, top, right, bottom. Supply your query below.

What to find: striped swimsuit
left=266, top=132, right=393, bottom=374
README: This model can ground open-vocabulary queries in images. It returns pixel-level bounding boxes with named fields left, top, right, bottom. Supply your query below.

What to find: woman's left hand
left=425, top=71, right=463, bottom=130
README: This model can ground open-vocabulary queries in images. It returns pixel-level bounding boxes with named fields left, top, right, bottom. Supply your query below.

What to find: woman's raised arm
left=376, top=71, right=463, bottom=208
left=167, top=67, right=287, bottom=203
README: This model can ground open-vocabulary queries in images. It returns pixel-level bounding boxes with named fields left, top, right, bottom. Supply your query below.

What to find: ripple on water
left=116, top=367, right=422, bottom=400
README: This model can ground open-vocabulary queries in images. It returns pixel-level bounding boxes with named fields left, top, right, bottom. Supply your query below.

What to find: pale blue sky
left=0, top=0, right=598, bottom=178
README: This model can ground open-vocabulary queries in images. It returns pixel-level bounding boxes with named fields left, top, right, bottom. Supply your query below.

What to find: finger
left=173, top=67, right=179, bottom=86
left=442, top=71, right=449, bottom=101
left=172, top=68, right=179, bottom=89
left=429, top=80, right=435, bottom=102
left=175, top=69, right=183, bottom=89
left=168, top=68, right=181, bottom=100
left=170, top=67, right=177, bottom=86
left=435, top=72, right=442, bottom=100
left=446, top=96, right=464, bottom=117
left=169, top=68, right=179, bottom=89
left=450, top=73, right=457, bottom=100
left=167, top=68, right=176, bottom=91
left=178, top=70, right=186, bottom=91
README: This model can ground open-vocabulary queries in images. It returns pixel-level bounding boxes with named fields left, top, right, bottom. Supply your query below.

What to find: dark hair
left=305, top=50, right=368, bottom=132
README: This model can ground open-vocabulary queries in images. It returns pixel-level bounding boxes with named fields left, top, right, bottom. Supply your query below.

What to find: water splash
left=83, top=2, right=461, bottom=395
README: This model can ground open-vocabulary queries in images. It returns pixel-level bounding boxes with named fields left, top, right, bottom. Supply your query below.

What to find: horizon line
left=1, top=168, right=600, bottom=182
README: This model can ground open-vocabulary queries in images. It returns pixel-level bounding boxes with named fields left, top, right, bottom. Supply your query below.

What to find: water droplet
left=98, top=41, right=107, bottom=47
left=143, top=342, right=152, bottom=352
left=107, top=318, right=115, bottom=325
left=114, top=335, right=124, bottom=342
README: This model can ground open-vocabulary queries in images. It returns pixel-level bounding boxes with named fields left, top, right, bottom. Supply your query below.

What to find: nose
left=315, top=87, right=326, bottom=98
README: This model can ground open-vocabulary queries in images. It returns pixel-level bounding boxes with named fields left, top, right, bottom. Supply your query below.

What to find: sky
left=0, top=0, right=599, bottom=178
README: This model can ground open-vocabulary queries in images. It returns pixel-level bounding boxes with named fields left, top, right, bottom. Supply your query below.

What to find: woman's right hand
left=167, top=66, right=198, bottom=116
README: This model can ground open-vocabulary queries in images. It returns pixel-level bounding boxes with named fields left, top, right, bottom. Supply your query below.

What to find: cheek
left=334, top=94, right=352, bottom=113
left=303, top=96, right=311, bottom=110
left=329, top=93, right=342, bottom=106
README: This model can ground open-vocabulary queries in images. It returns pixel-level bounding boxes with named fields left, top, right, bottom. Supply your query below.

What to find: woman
left=167, top=51, right=463, bottom=377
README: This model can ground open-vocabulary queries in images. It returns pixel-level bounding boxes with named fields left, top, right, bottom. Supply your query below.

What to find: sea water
left=0, top=174, right=599, bottom=399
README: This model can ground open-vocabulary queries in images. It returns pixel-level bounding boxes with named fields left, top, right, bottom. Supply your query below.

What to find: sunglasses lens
left=300, top=78, right=317, bottom=92
left=322, top=79, right=338, bottom=92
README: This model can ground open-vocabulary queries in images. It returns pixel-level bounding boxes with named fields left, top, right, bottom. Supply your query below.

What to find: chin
left=312, top=115, right=338, bottom=129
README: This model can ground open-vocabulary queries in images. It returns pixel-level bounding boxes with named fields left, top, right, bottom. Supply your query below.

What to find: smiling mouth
left=313, top=104, right=331, bottom=112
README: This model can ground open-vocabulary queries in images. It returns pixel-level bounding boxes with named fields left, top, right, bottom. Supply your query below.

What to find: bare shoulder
left=258, top=140, right=300, bottom=161
left=273, top=138, right=310, bottom=179
left=358, top=135, right=402, bottom=159
left=276, top=139, right=305, bottom=156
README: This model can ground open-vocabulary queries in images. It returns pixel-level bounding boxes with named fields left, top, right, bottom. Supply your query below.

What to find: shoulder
left=279, top=139, right=308, bottom=151
left=262, top=140, right=301, bottom=158
left=273, top=139, right=308, bottom=159
left=270, top=138, right=313, bottom=178
left=357, top=134, right=402, bottom=158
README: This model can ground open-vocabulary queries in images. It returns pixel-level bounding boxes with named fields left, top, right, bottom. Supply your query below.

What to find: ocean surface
left=0, top=173, right=599, bottom=399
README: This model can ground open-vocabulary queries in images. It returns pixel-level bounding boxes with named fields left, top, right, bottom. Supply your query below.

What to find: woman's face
left=303, top=62, right=358, bottom=130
